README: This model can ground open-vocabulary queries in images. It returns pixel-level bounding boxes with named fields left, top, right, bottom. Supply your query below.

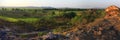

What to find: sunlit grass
left=0, top=16, right=39, bottom=23
left=0, top=16, right=18, bottom=22
left=18, top=18, right=39, bottom=23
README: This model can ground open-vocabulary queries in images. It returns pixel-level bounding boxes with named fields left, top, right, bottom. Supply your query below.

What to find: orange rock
left=105, top=5, right=120, bottom=19
left=105, top=5, right=119, bottom=13
left=94, top=31, right=102, bottom=36
left=99, top=27, right=103, bottom=31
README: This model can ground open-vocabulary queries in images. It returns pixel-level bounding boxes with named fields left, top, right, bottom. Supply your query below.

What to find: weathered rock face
left=105, top=5, right=120, bottom=19
left=69, top=19, right=120, bottom=40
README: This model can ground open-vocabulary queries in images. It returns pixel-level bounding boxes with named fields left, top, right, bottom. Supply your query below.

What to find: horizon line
left=0, top=6, right=106, bottom=9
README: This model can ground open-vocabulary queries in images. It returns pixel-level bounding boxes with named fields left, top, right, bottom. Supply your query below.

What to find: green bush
left=38, top=32, right=47, bottom=36
left=63, top=12, right=76, bottom=19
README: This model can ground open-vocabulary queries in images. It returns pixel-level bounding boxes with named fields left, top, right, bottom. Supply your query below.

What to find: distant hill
left=0, top=6, right=55, bottom=9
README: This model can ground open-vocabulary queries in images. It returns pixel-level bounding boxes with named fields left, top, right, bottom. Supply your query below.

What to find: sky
left=0, top=0, right=120, bottom=8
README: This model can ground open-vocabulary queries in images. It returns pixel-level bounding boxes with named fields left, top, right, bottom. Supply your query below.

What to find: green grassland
left=0, top=16, right=39, bottom=23
left=0, top=8, right=105, bottom=33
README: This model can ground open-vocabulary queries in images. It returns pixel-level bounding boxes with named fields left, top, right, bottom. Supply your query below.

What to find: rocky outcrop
left=68, top=19, right=120, bottom=40
left=105, top=5, right=120, bottom=19
left=67, top=5, right=120, bottom=40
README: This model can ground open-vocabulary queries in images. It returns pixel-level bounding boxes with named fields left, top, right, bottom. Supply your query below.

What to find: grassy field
left=0, top=8, right=106, bottom=35
left=0, top=16, right=39, bottom=23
